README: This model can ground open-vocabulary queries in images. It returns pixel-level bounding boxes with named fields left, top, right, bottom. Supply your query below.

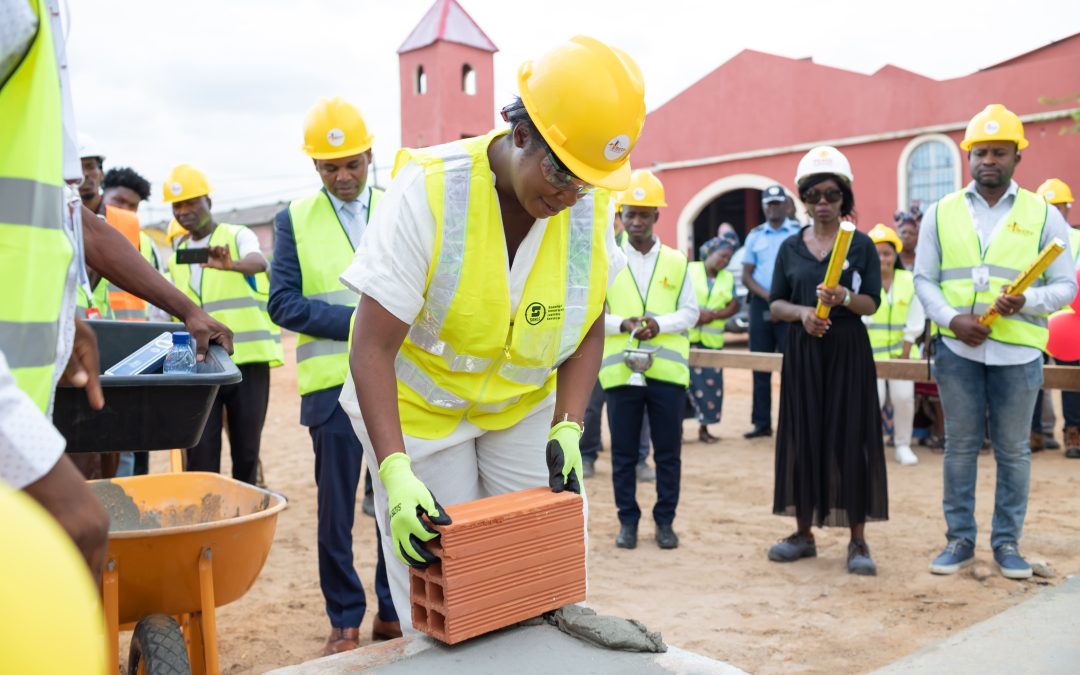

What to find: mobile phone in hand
left=176, top=248, right=209, bottom=265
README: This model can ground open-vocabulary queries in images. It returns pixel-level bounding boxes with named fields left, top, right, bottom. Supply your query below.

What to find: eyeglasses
left=540, top=150, right=593, bottom=194
left=801, top=187, right=843, bottom=204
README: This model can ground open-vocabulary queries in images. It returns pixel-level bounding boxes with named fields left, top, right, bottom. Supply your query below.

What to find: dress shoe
left=1066, top=426, right=1080, bottom=459
left=743, top=426, right=772, bottom=439
left=361, top=490, right=375, bottom=518
left=616, top=523, right=638, bottom=549
left=655, top=523, right=679, bottom=549
left=372, top=616, right=402, bottom=641
left=1030, top=431, right=1045, bottom=453
left=322, top=627, right=360, bottom=656
left=698, top=425, right=719, bottom=444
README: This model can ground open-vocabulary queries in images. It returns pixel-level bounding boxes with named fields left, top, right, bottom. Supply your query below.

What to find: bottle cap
left=172, top=331, right=191, bottom=345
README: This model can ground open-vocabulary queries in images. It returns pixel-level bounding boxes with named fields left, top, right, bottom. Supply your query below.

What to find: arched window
left=415, top=65, right=427, bottom=95
left=898, top=134, right=960, bottom=211
left=461, top=64, right=476, bottom=95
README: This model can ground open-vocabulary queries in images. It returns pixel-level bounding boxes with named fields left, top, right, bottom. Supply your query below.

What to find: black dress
left=768, top=227, right=889, bottom=527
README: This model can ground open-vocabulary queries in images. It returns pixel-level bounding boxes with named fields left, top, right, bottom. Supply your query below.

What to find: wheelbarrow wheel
left=128, top=614, right=191, bottom=675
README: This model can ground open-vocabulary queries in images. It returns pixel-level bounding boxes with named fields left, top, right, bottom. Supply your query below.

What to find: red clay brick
left=409, top=487, right=585, bottom=644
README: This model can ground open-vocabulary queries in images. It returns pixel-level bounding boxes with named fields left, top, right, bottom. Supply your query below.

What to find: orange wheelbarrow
left=89, top=471, right=287, bottom=675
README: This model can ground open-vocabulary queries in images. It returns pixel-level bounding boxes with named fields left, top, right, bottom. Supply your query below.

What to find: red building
left=630, top=35, right=1080, bottom=258
left=398, top=0, right=497, bottom=148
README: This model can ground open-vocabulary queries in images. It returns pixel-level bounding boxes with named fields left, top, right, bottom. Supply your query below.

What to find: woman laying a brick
left=338, top=36, right=646, bottom=630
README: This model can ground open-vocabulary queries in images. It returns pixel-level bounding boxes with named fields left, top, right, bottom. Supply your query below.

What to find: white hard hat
left=78, top=133, right=105, bottom=162
left=795, top=146, right=852, bottom=186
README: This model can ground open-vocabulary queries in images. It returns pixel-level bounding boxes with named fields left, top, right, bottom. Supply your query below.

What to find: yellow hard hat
left=960, top=104, right=1028, bottom=151
left=1037, top=178, right=1074, bottom=205
left=868, top=223, right=903, bottom=253
left=616, top=169, right=667, bottom=208
left=162, top=163, right=212, bottom=204
left=166, top=218, right=186, bottom=244
left=302, top=96, right=374, bottom=160
left=518, top=36, right=645, bottom=191
left=0, top=485, right=107, bottom=674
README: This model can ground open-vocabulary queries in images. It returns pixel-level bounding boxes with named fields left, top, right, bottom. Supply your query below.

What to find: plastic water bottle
left=163, top=331, right=197, bottom=374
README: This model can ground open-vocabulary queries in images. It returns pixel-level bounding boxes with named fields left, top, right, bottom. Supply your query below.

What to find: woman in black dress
left=766, top=146, right=888, bottom=575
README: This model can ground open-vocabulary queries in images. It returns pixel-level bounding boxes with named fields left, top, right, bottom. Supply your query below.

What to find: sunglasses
left=540, top=150, right=593, bottom=194
left=801, top=187, right=844, bottom=204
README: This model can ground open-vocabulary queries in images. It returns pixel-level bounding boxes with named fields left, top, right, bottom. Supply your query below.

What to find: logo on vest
left=327, top=128, right=346, bottom=147
left=525, top=302, right=546, bottom=325
left=1006, top=221, right=1035, bottom=236
left=659, top=277, right=677, bottom=290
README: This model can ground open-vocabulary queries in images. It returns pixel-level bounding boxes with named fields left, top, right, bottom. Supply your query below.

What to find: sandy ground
left=135, top=333, right=1080, bottom=674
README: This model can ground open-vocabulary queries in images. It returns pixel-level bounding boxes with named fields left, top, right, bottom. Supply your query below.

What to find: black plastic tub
left=53, top=321, right=241, bottom=453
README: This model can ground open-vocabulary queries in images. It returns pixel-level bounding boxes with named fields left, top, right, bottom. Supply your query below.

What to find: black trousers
left=311, top=403, right=395, bottom=628
left=186, top=362, right=270, bottom=484
left=749, top=295, right=789, bottom=429
left=606, top=380, right=684, bottom=527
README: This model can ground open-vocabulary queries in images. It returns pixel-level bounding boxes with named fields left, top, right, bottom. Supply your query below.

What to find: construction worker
left=865, top=224, right=924, bottom=466
left=340, top=36, right=643, bottom=629
left=915, top=105, right=1076, bottom=580
left=268, top=97, right=399, bottom=654
left=602, top=169, right=698, bottom=551
left=165, top=163, right=283, bottom=485
left=687, top=236, right=739, bottom=443
left=1, top=0, right=227, bottom=585
left=1036, top=178, right=1080, bottom=459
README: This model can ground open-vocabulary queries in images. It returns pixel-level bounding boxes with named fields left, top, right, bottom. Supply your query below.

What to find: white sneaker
left=895, top=445, right=918, bottom=466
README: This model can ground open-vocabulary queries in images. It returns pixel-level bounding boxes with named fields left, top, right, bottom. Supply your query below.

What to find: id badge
left=971, top=266, right=990, bottom=292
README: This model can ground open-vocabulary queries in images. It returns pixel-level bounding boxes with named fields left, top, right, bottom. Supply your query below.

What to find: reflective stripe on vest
left=0, top=1, right=71, bottom=412
left=867, top=269, right=914, bottom=359
left=936, top=189, right=1049, bottom=349
left=170, top=223, right=283, bottom=366
left=600, top=244, right=691, bottom=389
left=290, top=187, right=382, bottom=395
left=390, top=131, right=609, bottom=439
left=687, top=261, right=733, bottom=349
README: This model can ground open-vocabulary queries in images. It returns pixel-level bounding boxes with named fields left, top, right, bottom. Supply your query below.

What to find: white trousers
left=878, top=378, right=914, bottom=448
left=349, top=401, right=588, bottom=632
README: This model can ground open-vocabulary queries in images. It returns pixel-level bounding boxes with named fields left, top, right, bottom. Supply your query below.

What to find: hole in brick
left=412, top=604, right=429, bottom=630
left=426, top=561, right=443, bottom=578
left=411, top=577, right=427, bottom=603
left=427, top=582, right=445, bottom=606
left=429, top=610, right=446, bottom=634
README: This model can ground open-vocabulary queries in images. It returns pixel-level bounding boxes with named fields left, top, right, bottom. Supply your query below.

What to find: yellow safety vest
left=0, top=0, right=72, bottom=413
left=390, top=131, right=610, bottom=440
left=687, top=261, right=733, bottom=348
left=170, top=223, right=283, bottom=366
left=600, top=244, right=691, bottom=389
left=937, top=188, right=1049, bottom=349
left=290, top=186, right=383, bottom=395
left=867, top=269, right=915, bottom=359
left=1070, top=228, right=1080, bottom=265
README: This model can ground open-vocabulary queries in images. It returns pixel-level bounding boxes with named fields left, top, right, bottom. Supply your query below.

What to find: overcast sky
left=67, top=0, right=1080, bottom=225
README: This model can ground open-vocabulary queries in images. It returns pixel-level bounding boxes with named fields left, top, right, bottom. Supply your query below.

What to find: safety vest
left=289, top=186, right=383, bottom=395
left=76, top=207, right=155, bottom=320
left=600, top=244, right=690, bottom=389
left=937, top=188, right=1049, bottom=349
left=390, top=131, right=609, bottom=440
left=1070, top=228, right=1080, bottom=265
left=687, top=261, right=733, bottom=348
left=866, top=269, right=915, bottom=359
left=170, top=223, right=283, bottom=366
left=0, top=0, right=72, bottom=413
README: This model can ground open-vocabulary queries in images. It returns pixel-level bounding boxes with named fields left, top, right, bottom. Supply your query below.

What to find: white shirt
left=604, top=237, right=700, bottom=336
left=326, top=185, right=372, bottom=250
left=183, top=225, right=265, bottom=296
left=0, top=350, right=65, bottom=489
left=914, top=180, right=1078, bottom=365
left=339, top=161, right=626, bottom=324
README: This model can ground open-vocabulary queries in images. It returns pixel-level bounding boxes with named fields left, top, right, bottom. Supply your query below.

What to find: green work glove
left=378, top=452, right=452, bottom=568
left=546, top=421, right=583, bottom=494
